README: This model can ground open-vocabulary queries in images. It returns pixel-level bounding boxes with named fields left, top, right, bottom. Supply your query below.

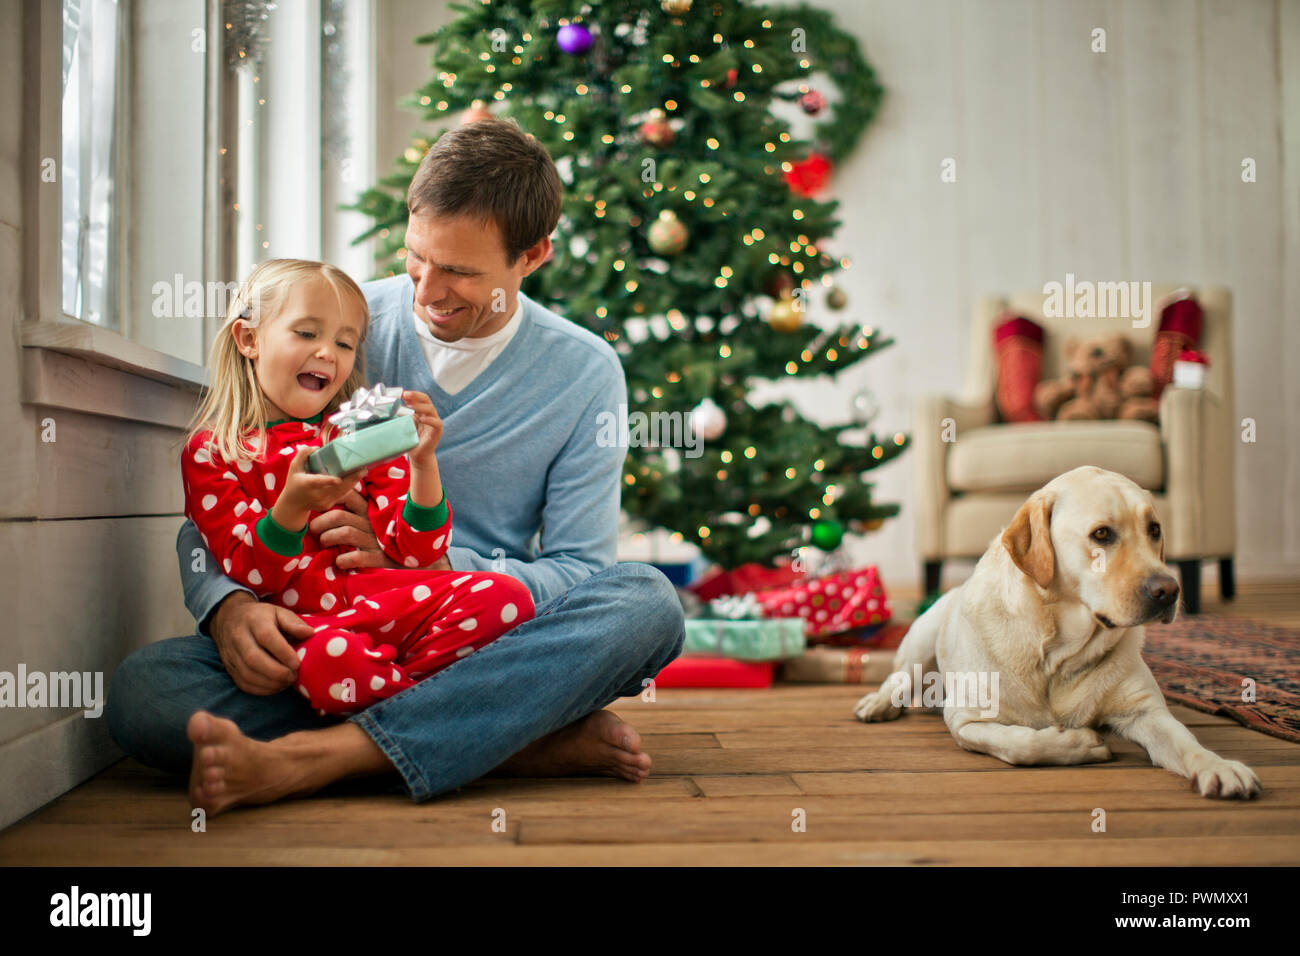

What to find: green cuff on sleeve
left=256, top=513, right=306, bottom=556
left=402, top=489, right=449, bottom=532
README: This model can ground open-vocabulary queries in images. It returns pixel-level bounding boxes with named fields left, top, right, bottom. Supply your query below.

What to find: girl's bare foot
left=187, top=711, right=328, bottom=816
left=494, top=710, right=650, bottom=783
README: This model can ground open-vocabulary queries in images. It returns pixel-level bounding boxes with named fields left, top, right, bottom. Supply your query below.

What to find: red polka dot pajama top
left=181, top=416, right=535, bottom=715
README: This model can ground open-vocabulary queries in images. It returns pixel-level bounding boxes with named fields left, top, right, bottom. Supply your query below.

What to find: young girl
left=181, top=258, right=534, bottom=716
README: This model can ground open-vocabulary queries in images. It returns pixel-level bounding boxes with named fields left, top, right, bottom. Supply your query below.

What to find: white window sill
left=20, top=320, right=207, bottom=429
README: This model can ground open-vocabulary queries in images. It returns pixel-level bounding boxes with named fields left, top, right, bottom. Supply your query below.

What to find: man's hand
left=209, top=591, right=314, bottom=695
left=311, top=488, right=403, bottom=571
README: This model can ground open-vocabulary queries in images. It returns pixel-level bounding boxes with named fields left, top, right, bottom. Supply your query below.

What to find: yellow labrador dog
left=854, top=466, right=1260, bottom=798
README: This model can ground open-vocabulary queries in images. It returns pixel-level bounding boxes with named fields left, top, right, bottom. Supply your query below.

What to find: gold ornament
left=768, top=295, right=803, bottom=333
left=648, top=209, right=689, bottom=255
left=662, top=0, right=693, bottom=14
left=849, top=517, right=886, bottom=534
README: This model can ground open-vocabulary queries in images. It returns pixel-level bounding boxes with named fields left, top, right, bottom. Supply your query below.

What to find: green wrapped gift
left=683, top=617, right=806, bottom=661
left=307, top=383, right=420, bottom=477
left=307, top=415, right=418, bottom=477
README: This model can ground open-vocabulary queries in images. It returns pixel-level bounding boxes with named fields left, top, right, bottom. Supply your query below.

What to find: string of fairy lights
left=409, top=10, right=895, bottom=549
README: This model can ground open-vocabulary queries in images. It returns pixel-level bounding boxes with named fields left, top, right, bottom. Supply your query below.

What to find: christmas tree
left=351, top=0, right=907, bottom=570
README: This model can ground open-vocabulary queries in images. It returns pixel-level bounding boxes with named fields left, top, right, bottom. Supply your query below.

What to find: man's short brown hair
left=406, top=117, right=563, bottom=266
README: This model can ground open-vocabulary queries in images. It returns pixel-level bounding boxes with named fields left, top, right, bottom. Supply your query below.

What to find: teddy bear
left=1033, top=333, right=1159, bottom=422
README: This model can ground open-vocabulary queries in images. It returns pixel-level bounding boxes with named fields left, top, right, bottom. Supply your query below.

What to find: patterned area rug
left=1142, top=618, right=1300, bottom=744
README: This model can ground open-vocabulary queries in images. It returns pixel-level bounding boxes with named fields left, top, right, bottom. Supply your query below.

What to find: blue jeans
left=105, top=562, right=685, bottom=801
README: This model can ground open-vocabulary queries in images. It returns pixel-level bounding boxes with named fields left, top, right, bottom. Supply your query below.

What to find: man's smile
left=426, top=305, right=466, bottom=325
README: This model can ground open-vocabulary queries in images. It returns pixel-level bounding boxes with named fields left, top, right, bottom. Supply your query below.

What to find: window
left=32, top=0, right=377, bottom=389
left=227, top=0, right=374, bottom=281
left=60, top=0, right=122, bottom=330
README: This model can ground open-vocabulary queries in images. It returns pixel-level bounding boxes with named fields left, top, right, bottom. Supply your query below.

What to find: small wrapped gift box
left=307, top=384, right=419, bottom=477
left=308, top=415, right=418, bottom=477
left=683, top=617, right=806, bottom=661
left=779, top=646, right=895, bottom=684
left=687, top=561, right=802, bottom=600
left=778, top=625, right=908, bottom=683
left=1172, top=349, right=1210, bottom=389
left=654, top=655, right=775, bottom=689
left=755, top=565, right=892, bottom=642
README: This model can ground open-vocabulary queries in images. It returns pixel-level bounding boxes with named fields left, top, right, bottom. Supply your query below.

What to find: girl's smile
left=297, top=370, right=332, bottom=391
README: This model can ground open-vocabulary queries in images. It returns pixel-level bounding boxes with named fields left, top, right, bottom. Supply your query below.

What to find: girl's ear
left=231, top=319, right=258, bottom=358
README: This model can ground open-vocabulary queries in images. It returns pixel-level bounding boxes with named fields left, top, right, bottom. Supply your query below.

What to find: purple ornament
left=557, top=23, right=593, bottom=55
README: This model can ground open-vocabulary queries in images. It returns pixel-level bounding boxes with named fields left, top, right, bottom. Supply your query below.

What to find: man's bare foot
left=187, top=711, right=326, bottom=816
left=494, top=710, right=650, bottom=783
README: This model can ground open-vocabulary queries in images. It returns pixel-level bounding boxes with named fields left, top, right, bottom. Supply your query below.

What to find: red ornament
left=762, top=271, right=794, bottom=297
left=723, top=67, right=739, bottom=89
left=638, top=109, right=674, bottom=147
left=799, top=90, right=826, bottom=115
left=783, top=152, right=833, bottom=197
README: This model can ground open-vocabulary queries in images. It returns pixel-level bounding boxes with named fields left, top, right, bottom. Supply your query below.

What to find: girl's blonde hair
left=184, top=259, right=370, bottom=464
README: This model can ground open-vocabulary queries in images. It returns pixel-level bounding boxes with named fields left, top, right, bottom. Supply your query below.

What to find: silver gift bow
left=327, top=383, right=415, bottom=433
left=709, top=593, right=764, bottom=620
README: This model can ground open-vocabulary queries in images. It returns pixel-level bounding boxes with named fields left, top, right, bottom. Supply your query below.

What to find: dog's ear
left=1002, top=492, right=1056, bottom=589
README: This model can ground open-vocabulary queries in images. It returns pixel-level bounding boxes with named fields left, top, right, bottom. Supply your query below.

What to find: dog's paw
left=1193, top=758, right=1261, bottom=799
left=853, top=690, right=901, bottom=722
left=1056, top=727, right=1112, bottom=763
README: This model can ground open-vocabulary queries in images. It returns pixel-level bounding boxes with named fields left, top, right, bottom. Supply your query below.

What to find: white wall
left=374, top=0, right=1300, bottom=587
left=374, top=0, right=458, bottom=217
left=788, top=0, right=1299, bottom=587
left=1, top=1, right=199, bottom=831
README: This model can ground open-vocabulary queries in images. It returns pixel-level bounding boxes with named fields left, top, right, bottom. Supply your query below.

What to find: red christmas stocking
left=1150, top=292, right=1203, bottom=401
left=994, top=313, right=1045, bottom=422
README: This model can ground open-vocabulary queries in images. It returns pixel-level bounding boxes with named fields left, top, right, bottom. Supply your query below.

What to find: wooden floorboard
left=1, top=582, right=1297, bottom=865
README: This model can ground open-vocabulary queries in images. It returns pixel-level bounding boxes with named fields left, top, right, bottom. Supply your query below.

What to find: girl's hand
left=273, top=447, right=367, bottom=530
left=402, top=390, right=443, bottom=468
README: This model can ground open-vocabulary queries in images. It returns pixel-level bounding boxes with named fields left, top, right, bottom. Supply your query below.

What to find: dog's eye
left=1149, top=523, right=1161, bottom=540
left=1090, top=527, right=1112, bottom=543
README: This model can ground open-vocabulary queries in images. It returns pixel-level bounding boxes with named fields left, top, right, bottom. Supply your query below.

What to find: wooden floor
left=2, top=582, right=1298, bottom=866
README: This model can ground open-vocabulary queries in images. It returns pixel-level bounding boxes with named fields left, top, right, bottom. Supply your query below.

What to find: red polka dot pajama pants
left=292, top=567, right=534, bottom=715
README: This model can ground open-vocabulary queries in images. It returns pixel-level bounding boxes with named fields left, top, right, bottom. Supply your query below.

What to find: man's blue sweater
left=178, top=276, right=628, bottom=634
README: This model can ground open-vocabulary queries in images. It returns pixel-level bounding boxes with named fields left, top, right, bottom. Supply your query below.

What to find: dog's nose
left=1144, top=574, right=1180, bottom=607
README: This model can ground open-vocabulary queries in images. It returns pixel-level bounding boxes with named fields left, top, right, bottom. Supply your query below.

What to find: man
left=106, top=118, right=684, bottom=814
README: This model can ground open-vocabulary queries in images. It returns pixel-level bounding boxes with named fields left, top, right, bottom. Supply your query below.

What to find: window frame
left=23, top=0, right=209, bottom=400
left=21, top=0, right=377, bottom=421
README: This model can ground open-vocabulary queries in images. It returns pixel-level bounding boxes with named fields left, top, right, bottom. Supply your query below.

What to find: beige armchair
left=914, top=285, right=1235, bottom=614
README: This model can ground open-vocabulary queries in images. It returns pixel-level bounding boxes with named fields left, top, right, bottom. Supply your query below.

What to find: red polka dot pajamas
left=181, top=418, right=534, bottom=715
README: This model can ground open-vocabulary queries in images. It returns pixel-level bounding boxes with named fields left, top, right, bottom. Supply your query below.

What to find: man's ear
left=1002, top=491, right=1056, bottom=589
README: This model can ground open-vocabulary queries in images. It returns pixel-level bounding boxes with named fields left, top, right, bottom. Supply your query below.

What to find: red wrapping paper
left=653, top=655, right=775, bottom=688
left=688, top=562, right=802, bottom=601
left=754, top=566, right=892, bottom=641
